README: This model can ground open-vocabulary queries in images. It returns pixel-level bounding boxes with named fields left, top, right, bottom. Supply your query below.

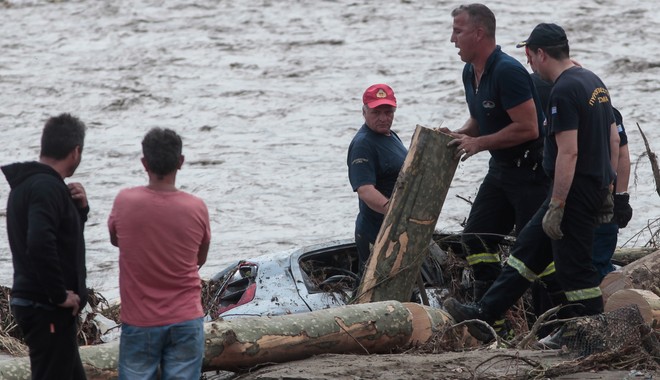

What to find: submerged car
left=205, top=235, right=459, bottom=320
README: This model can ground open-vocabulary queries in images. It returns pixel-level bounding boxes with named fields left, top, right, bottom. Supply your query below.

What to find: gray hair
left=451, top=3, right=496, bottom=38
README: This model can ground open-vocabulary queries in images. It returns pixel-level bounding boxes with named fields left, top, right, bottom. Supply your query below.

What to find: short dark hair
left=528, top=43, right=570, bottom=60
left=451, top=3, right=496, bottom=38
left=40, top=113, right=86, bottom=160
left=141, top=127, right=182, bottom=177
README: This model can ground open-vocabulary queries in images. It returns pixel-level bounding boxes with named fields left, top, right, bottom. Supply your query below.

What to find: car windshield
left=298, top=244, right=359, bottom=294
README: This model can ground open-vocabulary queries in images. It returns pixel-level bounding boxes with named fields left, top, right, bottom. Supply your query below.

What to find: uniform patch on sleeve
left=351, top=158, right=369, bottom=165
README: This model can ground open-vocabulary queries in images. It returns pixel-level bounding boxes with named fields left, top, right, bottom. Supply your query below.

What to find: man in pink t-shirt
left=108, top=128, right=211, bottom=380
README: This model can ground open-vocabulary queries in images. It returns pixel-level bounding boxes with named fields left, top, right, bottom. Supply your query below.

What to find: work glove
left=542, top=198, right=564, bottom=240
left=596, top=193, right=614, bottom=224
left=613, top=193, right=633, bottom=228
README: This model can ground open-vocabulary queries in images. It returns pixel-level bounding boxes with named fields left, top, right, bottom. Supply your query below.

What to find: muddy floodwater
left=1, top=0, right=659, bottom=299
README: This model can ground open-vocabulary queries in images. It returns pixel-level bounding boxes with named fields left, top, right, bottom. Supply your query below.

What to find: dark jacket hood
left=2, top=161, right=61, bottom=189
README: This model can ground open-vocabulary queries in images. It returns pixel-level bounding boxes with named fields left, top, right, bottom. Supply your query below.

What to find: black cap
left=516, top=23, right=568, bottom=48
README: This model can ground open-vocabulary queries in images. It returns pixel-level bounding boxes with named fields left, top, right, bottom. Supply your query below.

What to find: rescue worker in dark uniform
left=444, top=23, right=620, bottom=343
left=443, top=4, right=552, bottom=336
left=532, top=72, right=633, bottom=280
left=347, top=84, right=407, bottom=275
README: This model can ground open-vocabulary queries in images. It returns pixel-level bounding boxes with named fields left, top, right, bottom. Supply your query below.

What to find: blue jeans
left=592, top=222, right=618, bottom=281
left=119, top=317, right=204, bottom=380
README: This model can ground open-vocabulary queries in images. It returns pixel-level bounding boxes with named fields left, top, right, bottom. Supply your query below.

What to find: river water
left=1, top=0, right=659, bottom=300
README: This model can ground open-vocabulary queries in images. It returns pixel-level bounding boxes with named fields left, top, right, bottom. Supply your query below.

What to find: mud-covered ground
left=205, top=350, right=657, bottom=380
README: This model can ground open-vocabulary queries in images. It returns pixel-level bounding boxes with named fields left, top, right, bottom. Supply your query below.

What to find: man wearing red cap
left=347, top=84, right=407, bottom=275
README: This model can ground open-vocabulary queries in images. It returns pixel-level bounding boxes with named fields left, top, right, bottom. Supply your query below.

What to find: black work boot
left=443, top=298, right=495, bottom=342
left=472, top=280, right=494, bottom=302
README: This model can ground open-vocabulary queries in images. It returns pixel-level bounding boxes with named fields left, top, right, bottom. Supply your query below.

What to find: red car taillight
left=216, top=282, right=256, bottom=315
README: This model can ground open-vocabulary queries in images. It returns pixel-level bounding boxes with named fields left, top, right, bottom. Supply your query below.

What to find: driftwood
left=605, top=289, right=660, bottom=328
left=600, top=249, right=660, bottom=302
left=637, top=123, right=660, bottom=197
left=203, top=301, right=461, bottom=372
left=0, top=301, right=459, bottom=378
left=611, top=246, right=657, bottom=266
left=355, top=125, right=458, bottom=304
left=0, top=340, right=120, bottom=380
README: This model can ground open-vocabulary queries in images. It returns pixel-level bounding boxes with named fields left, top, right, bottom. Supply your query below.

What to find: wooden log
left=403, top=302, right=480, bottom=350
left=600, top=249, right=660, bottom=302
left=600, top=271, right=630, bottom=303
left=203, top=300, right=414, bottom=372
left=355, top=125, right=458, bottom=304
left=611, top=247, right=657, bottom=266
left=0, top=341, right=119, bottom=380
left=605, top=289, right=660, bottom=328
left=0, top=301, right=460, bottom=378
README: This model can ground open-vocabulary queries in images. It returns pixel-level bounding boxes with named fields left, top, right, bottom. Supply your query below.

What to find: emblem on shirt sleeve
left=352, top=158, right=369, bottom=165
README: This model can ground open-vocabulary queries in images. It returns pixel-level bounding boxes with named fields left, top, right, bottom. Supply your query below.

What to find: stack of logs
left=601, top=248, right=660, bottom=327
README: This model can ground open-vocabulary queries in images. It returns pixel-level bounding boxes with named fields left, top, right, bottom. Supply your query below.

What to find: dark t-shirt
left=532, top=72, right=627, bottom=147
left=531, top=72, right=553, bottom=120
left=347, top=124, right=407, bottom=242
left=542, top=66, right=616, bottom=188
left=462, top=46, right=545, bottom=162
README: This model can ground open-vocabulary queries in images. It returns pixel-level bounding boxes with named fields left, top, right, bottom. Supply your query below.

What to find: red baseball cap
left=363, top=84, right=397, bottom=108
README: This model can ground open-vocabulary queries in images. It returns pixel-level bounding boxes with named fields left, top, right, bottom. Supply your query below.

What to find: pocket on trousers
left=119, top=325, right=156, bottom=374
left=169, top=320, right=204, bottom=361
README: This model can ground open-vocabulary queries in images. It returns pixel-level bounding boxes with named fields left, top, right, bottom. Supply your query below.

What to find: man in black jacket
left=2, top=113, right=89, bottom=380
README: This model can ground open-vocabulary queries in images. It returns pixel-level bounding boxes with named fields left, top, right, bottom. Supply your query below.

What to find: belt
left=10, top=297, right=57, bottom=311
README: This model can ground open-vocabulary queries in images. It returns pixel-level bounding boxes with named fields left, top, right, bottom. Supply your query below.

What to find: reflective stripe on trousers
left=509, top=255, right=599, bottom=302
left=466, top=252, right=501, bottom=266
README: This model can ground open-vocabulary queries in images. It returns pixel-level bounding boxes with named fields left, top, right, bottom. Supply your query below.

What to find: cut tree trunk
left=0, top=340, right=120, bottom=380
left=604, top=289, right=660, bottom=328
left=0, top=301, right=459, bottom=378
left=354, top=125, right=458, bottom=304
left=203, top=300, right=414, bottom=372
left=202, top=301, right=460, bottom=372
left=600, top=249, right=660, bottom=302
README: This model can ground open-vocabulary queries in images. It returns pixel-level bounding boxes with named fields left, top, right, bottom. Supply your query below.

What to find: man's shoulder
left=553, top=68, right=601, bottom=99
left=349, top=127, right=375, bottom=151
left=115, top=186, right=145, bottom=198
left=27, top=172, right=68, bottom=198
left=492, top=54, right=527, bottom=76
left=175, top=190, right=208, bottom=206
